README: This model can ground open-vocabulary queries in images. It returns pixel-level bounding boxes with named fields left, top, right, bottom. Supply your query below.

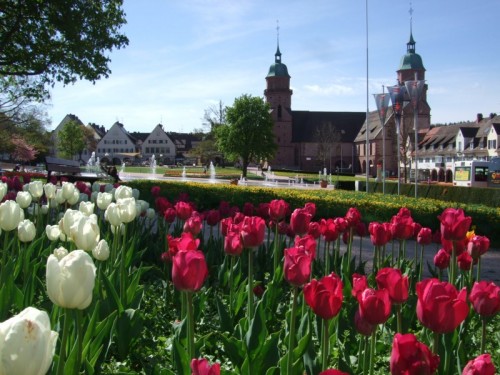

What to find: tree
left=314, top=122, right=341, bottom=172
left=10, top=135, right=38, bottom=164
left=0, top=0, right=128, bottom=100
left=215, top=94, right=277, bottom=178
left=58, top=120, right=86, bottom=160
left=202, top=100, right=226, bottom=132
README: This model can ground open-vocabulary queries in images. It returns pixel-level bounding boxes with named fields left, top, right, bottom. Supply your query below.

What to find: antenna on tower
left=409, top=1, right=414, bottom=34
left=276, top=19, right=280, bottom=47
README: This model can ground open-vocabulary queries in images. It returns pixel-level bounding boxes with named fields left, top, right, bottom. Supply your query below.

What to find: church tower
left=264, top=28, right=295, bottom=168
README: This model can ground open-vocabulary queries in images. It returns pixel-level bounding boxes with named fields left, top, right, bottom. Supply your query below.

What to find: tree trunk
left=242, top=159, right=249, bottom=178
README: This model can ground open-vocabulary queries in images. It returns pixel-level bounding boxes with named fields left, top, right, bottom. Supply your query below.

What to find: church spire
left=275, top=20, right=281, bottom=63
left=407, top=1, right=416, bottom=54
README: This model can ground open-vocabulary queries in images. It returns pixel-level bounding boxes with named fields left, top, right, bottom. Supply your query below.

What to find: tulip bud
left=97, top=192, right=113, bottom=210
left=46, top=250, right=96, bottom=309
left=27, top=180, right=43, bottom=199
left=146, top=208, right=156, bottom=219
left=0, top=200, right=25, bottom=231
left=61, top=182, right=76, bottom=201
left=116, top=197, right=136, bottom=223
left=70, top=215, right=100, bottom=252
left=0, top=307, right=58, bottom=375
left=79, top=201, right=95, bottom=216
left=92, top=239, right=110, bottom=261
left=91, top=181, right=101, bottom=192
left=0, top=182, right=7, bottom=201
left=132, top=188, right=140, bottom=200
left=55, top=188, right=66, bottom=205
left=43, top=183, right=57, bottom=199
left=18, top=219, right=36, bottom=242
left=114, top=185, right=132, bottom=200
left=41, top=204, right=49, bottom=215
left=16, top=191, right=32, bottom=208
left=67, top=190, right=80, bottom=206
left=53, top=246, right=68, bottom=260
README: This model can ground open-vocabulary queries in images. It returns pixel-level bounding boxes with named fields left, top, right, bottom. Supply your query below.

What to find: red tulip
left=278, top=221, right=289, bottom=235
left=151, top=185, right=161, bottom=197
left=457, top=251, right=473, bottom=271
left=369, top=222, right=391, bottom=246
left=268, top=199, right=289, bottom=221
left=183, top=213, right=203, bottom=236
left=220, top=217, right=233, bottom=236
left=345, top=207, right=362, bottom=227
left=319, top=369, right=349, bottom=375
left=333, top=217, right=348, bottom=234
left=417, top=227, right=433, bottom=246
left=390, top=333, right=440, bottom=375
left=469, top=281, right=500, bottom=318
left=390, top=209, right=414, bottom=240
left=462, top=354, right=496, bottom=375
left=205, top=209, right=220, bottom=227
left=304, top=202, right=316, bottom=218
left=172, top=249, right=208, bottom=292
left=175, top=201, right=193, bottom=221
left=376, top=267, right=409, bottom=304
left=232, top=212, right=245, bottom=225
left=304, top=273, right=343, bottom=320
left=320, top=218, right=339, bottom=242
left=307, top=221, right=321, bottom=239
left=416, top=278, right=469, bottom=334
left=467, top=235, right=490, bottom=260
left=167, top=232, right=201, bottom=261
left=290, top=208, right=312, bottom=236
left=284, top=247, right=312, bottom=287
left=438, top=208, right=472, bottom=242
left=253, top=284, right=265, bottom=298
left=164, top=207, right=177, bottom=223
left=255, top=202, right=270, bottom=220
left=294, top=234, right=317, bottom=260
left=441, top=237, right=467, bottom=256
left=351, top=273, right=368, bottom=298
left=411, top=222, right=422, bottom=239
left=155, top=196, right=171, bottom=215
left=190, top=358, right=221, bottom=375
left=240, top=216, right=266, bottom=248
left=355, top=221, right=367, bottom=237
left=224, top=231, right=243, bottom=257
left=433, top=249, right=450, bottom=270
left=354, top=309, right=376, bottom=336
left=242, top=202, right=254, bottom=216
left=218, top=200, right=231, bottom=218
left=357, top=288, right=391, bottom=325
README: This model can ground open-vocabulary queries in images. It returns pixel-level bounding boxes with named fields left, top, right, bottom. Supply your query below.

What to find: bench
left=45, top=157, right=110, bottom=183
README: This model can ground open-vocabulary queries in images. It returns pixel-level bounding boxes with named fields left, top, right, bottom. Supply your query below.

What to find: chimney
left=477, top=113, right=483, bottom=123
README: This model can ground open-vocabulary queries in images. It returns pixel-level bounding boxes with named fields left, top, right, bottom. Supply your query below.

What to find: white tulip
left=17, top=219, right=36, bottom=242
left=114, top=185, right=132, bottom=200
left=0, top=307, right=58, bottom=375
left=46, top=225, right=62, bottom=242
left=92, top=239, right=110, bottom=261
left=0, top=200, right=25, bottom=232
left=132, top=188, right=140, bottom=200
left=54, top=188, right=66, bottom=205
left=41, top=204, right=49, bottom=215
left=104, top=203, right=122, bottom=226
left=70, top=215, right=100, bottom=252
left=61, top=182, right=76, bottom=201
left=91, top=181, right=101, bottom=192
left=78, top=192, right=89, bottom=203
left=90, top=191, right=98, bottom=203
left=67, top=190, right=80, bottom=206
left=137, top=199, right=149, bottom=213
left=117, top=197, right=136, bottom=223
left=46, top=250, right=96, bottom=309
left=16, top=191, right=32, bottom=209
left=104, top=183, right=114, bottom=193
left=53, top=246, right=68, bottom=260
left=0, top=182, right=7, bottom=201
left=96, top=192, right=113, bottom=210
left=60, top=209, right=84, bottom=238
left=79, top=201, right=95, bottom=216
left=28, top=180, right=43, bottom=199
left=43, top=183, right=57, bottom=199
left=110, top=223, right=125, bottom=235
left=146, top=208, right=156, bottom=219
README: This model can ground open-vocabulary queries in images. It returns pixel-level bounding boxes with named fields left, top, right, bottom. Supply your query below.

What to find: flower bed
left=0, top=177, right=499, bottom=374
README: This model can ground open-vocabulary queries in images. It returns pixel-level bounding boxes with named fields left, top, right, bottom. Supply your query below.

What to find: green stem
left=347, top=227, right=354, bottom=275
left=247, top=248, right=254, bottom=320
left=369, top=326, right=378, bottom=375
left=433, top=332, right=440, bottom=354
left=287, top=287, right=298, bottom=375
left=481, top=318, right=487, bottom=354
left=358, top=237, right=363, bottom=269
left=75, top=309, right=83, bottom=374
left=229, top=256, right=235, bottom=318
left=419, top=245, right=425, bottom=281
left=450, top=242, right=457, bottom=286
left=120, top=224, right=127, bottom=303
left=321, top=318, right=330, bottom=371
left=396, top=304, right=402, bottom=333
left=362, top=335, right=370, bottom=374
left=477, top=257, right=482, bottom=282
left=414, top=241, right=418, bottom=273
left=1, top=231, right=9, bottom=284
left=325, top=241, right=331, bottom=276
left=186, top=292, right=195, bottom=360
left=56, top=309, right=72, bottom=375
left=273, top=225, right=279, bottom=274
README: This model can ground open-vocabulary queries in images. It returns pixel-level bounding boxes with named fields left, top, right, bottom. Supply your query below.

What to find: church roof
left=291, top=111, right=366, bottom=143
left=399, top=32, right=425, bottom=71
left=267, top=45, right=290, bottom=78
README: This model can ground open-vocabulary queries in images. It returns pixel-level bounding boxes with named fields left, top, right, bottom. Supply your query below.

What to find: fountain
left=209, top=161, right=216, bottom=182
left=87, top=152, right=99, bottom=173
left=149, top=155, right=157, bottom=179
left=181, top=166, right=187, bottom=181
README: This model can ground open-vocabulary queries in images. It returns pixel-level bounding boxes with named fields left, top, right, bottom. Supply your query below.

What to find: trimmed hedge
left=126, top=179, right=500, bottom=247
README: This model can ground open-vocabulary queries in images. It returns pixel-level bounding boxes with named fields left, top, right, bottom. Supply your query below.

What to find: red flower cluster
left=284, top=247, right=312, bottom=287
left=390, top=333, right=439, bottom=375
left=304, top=273, right=343, bottom=320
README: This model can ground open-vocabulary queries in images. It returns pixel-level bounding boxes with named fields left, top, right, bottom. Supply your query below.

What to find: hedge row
left=126, top=179, right=500, bottom=247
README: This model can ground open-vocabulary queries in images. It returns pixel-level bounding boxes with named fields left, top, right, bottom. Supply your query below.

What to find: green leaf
left=116, top=308, right=144, bottom=359
left=219, top=332, right=245, bottom=369
left=101, top=271, right=124, bottom=313
left=245, top=301, right=267, bottom=360
left=215, top=293, right=233, bottom=333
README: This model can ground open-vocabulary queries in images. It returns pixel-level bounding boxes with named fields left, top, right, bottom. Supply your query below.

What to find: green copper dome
left=398, top=32, right=426, bottom=71
left=267, top=46, right=290, bottom=78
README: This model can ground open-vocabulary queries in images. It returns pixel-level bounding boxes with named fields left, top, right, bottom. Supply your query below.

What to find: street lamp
left=387, top=84, right=407, bottom=195
left=404, top=75, right=425, bottom=199
left=373, top=87, right=390, bottom=194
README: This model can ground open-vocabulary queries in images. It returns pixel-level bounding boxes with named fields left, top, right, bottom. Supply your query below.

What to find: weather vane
left=409, top=1, right=413, bottom=32
left=276, top=20, right=280, bottom=45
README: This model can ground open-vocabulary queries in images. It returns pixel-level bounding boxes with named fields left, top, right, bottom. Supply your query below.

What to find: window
left=458, top=141, right=462, bottom=151
left=159, top=140, right=164, bottom=144
left=488, top=139, right=497, bottom=149
left=145, top=147, right=150, bottom=153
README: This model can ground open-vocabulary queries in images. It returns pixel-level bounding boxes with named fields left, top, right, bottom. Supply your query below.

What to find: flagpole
left=365, top=0, right=370, bottom=193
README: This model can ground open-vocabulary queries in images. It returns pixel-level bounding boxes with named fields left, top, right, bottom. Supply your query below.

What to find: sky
left=46, top=0, right=500, bottom=133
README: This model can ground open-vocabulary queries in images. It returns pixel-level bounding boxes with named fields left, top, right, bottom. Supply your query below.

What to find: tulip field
left=0, top=175, right=499, bottom=375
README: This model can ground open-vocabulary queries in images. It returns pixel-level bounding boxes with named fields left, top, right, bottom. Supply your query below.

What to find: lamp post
left=387, top=84, right=406, bottom=195
left=404, top=75, right=425, bottom=198
left=373, top=88, right=390, bottom=194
